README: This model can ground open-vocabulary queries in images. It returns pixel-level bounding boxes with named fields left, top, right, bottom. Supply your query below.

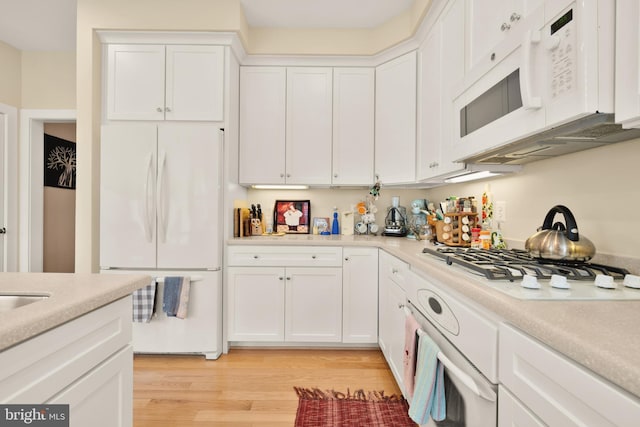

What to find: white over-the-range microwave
left=451, top=0, right=640, bottom=166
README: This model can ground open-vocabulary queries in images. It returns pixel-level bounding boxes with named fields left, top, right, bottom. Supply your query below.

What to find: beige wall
left=21, top=51, right=76, bottom=109
left=0, top=41, right=21, bottom=107
left=423, top=138, right=640, bottom=259
left=43, top=123, right=76, bottom=273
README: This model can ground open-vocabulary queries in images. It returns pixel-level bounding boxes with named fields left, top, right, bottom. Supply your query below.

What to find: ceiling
left=0, top=0, right=414, bottom=52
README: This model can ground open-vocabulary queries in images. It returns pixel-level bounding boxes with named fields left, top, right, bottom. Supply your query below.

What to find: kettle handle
left=541, top=205, right=579, bottom=241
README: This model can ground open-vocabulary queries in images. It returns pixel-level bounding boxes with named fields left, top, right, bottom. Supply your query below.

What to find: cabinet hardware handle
left=334, top=173, right=338, bottom=178
left=0, top=227, right=6, bottom=234
left=344, top=257, right=350, bottom=261
left=510, top=12, right=521, bottom=22
left=398, top=303, right=405, bottom=309
left=311, top=255, right=317, bottom=259
left=165, top=107, right=172, bottom=112
left=286, top=173, right=291, bottom=178
left=501, top=22, right=511, bottom=31
left=253, top=255, right=259, bottom=259
left=156, top=107, right=163, bottom=112
left=392, top=268, right=398, bottom=274
left=286, top=277, right=291, bottom=280
left=280, top=173, right=285, bottom=178
left=279, top=276, right=284, bottom=280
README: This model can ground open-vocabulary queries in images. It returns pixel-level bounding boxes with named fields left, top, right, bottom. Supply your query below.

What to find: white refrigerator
left=100, top=123, right=223, bottom=359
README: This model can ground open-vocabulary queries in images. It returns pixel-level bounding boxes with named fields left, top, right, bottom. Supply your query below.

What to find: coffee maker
left=382, top=196, right=407, bottom=237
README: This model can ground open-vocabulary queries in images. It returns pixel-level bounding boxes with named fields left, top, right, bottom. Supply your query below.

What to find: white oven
left=451, top=0, right=615, bottom=163
left=405, top=269, right=500, bottom=426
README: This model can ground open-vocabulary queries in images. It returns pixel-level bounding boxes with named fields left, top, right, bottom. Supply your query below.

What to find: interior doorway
left=42, top=123, right=76, bottom=272
left=19, top=109, right=76, bottom=272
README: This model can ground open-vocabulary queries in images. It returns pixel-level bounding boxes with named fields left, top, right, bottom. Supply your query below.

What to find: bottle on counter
left=331, top=211, right=340, bottom=234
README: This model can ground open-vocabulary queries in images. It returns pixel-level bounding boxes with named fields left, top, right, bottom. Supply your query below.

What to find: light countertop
left=0, top=273, right=151, bottom=351
left=229, top=234, right=640, bottom=399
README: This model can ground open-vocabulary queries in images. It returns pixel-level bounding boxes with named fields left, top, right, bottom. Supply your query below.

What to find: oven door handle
left=436, top=351, right=497, bottom=402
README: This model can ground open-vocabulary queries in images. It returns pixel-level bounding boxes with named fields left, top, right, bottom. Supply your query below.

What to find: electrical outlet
left=495, top=201, right=507, bottom=222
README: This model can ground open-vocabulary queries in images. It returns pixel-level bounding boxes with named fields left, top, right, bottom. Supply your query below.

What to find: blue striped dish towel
left=132, top=280, right=157, bottom=323
left=162, top=276, right=191, bottom=319
left=408, top=333, right=446, bottom=424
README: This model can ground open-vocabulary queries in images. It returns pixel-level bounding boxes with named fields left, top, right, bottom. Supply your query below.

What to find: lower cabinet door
left=227, top=267, right=286, bottom=342
left=498, top=385, right=545, bottom=427
left=285, top=267, right=343, bottom=342
left=49, top=345, right=133, bottom=427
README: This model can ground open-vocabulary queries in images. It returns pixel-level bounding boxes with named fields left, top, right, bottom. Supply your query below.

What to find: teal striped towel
left=408, top=333, right=446, bottom=424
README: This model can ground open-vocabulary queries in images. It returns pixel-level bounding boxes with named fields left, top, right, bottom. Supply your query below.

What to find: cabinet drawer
left=228, top=245, right=343, bottom=267
left=499, top=323, right=640, bottom=426
left=379, top=250, right=410, bottom=290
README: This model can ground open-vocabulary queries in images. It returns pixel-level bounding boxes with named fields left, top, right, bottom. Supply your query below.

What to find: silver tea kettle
left=525, top=205, right=596, bottom=262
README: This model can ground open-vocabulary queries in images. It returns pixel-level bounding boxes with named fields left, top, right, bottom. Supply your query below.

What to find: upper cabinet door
left=332, top=68, right=375, bottom=186
left=107, top=45, right=166, bottom=121
left=615, top=0, right=640, bottom=128
left=467, top=0, right=543, bottom=73
left=239, top=67, right=287, bottom=185
left=286, top=67, right=333, bottom=185
left=375, top=51, right=417, bottom=184
left=106, top=44, right=224, bottom=121
left=165, top=45, right=225, bottom=121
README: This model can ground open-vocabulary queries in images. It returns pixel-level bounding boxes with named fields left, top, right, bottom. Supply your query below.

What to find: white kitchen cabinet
left=239, top=67, right=287, bottom=184
left=227, top=246, right=344, bottom=343
left=498, top=386, right=546, bottom=427
left=615, top=0, right=640, bottom=128
left=466, top=0, right=542, bottom=73
left=416, top=0, right=466, bottom=181
left=0, top=297, right=133, bottom=427
left=342, top=247, right=378, bottom=343
left=499, top=323, right=640, bottom=427
left=332, top=68, right=375, bottom=185
left=49, top=346, right=132, bottom=427
left=227, top=266, right=286, bottom=341
left=100, top=123, right=222, bottom=270
left=375, top=51, right=417, bottom=184
left=227, top=266, right=342, bottom=342
left=286, top=67, right=333, bottom=185
left=285, top=267, right=343, bottom=342
left=106, top=44, right=224, bottom=121
left=239, top=66, right=333, bottom=185
left=378, top=251, right=409, bottom=394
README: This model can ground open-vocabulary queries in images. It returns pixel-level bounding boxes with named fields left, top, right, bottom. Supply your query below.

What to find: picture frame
left=312, top=217, right=330, bottom=234
left=274, top=200, right=311, bottom=234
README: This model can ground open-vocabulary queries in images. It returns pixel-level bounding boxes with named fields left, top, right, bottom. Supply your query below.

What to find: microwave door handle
left=436, top=351, right=497, bottom=403
left=521, top=29, right=542, bottom=109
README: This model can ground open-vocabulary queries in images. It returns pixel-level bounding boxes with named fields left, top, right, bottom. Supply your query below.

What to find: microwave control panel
left=548, top=8, right=576, bottom=99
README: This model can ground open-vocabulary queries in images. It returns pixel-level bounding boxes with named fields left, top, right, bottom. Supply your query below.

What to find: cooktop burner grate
left=422, top=247, right=630, bottom=281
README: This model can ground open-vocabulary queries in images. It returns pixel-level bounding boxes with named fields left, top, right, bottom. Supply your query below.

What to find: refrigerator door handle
left=157, top=150, right=167, bottom=244
left=143, top=152, right=154, bottom=243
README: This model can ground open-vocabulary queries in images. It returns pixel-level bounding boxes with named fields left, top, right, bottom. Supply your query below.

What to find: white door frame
left=19, top=109, right=76, bottom=272
left=1, top=102, right=18, bottom=272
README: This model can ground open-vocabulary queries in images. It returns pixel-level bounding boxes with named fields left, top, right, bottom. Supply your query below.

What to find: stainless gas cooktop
left=422, top=247, right=640, bottom=300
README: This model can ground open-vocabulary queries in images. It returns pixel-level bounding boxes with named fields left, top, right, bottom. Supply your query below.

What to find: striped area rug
left=294, top=387, right=417, bottom=427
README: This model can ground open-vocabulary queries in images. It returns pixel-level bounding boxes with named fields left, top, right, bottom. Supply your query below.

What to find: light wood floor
left=133, top=348, right=401, bottom=427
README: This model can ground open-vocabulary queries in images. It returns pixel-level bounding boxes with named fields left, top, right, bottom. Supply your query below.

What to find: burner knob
left=522, top=274, right=541, bottom=289
left=623, top=274, right=640, bottom=289
left=550, top=274, right=570, bottom=289
left=594, top=274, right=617, bottom=289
